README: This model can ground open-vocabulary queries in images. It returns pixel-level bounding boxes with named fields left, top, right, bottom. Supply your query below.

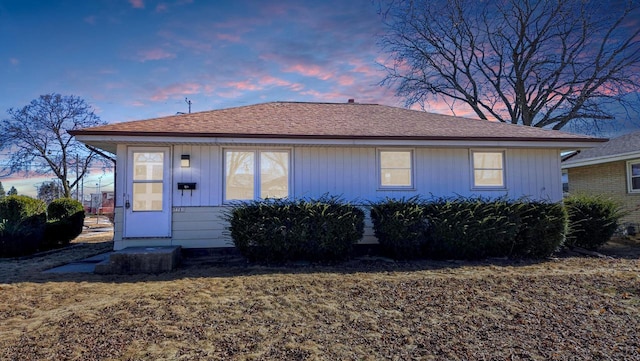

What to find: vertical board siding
left=116, top=144, right=562, bottom=249
left=172, top=145, right=221, bottom=207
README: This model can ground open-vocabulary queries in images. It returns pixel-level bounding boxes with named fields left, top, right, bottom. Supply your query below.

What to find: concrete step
left=94, top=246, right=181, bottom=274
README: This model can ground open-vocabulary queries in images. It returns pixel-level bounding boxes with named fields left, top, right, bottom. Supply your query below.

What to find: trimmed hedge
left=0, top=195, right=47, bottom=257
left=564, top=194, right=624, bottom=250
left=227, top=196, right=365, bottom=263
left=369, top=197, right=429, bottom=259
left=44, top=198, right=85, bottom=248
left=371, top=197, right=567, bottom=260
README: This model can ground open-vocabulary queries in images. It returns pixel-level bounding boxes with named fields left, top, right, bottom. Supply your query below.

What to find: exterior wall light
left=181, top=154, right=190, bottom=168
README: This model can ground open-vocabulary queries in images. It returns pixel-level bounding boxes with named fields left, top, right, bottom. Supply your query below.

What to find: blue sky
left=1, top=0, right=639, bottom=197
left=1, top=0, right=420, bottom=196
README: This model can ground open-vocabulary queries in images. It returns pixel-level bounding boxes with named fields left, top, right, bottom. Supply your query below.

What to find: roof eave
left=69, top=130, right=606, bottom=143
left=561, top=150, right=640, bottom=168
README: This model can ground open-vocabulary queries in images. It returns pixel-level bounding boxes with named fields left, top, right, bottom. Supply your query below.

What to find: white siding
left=113, top=144, right=563, bottom=248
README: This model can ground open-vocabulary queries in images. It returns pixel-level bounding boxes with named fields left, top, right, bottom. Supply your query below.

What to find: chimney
left=347, top=99, right=355, bottom=103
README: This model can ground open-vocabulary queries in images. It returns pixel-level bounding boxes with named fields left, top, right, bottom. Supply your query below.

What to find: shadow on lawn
left=4, top=214, right=639, bottom=284
left=2, top=235, right=638, bottom=285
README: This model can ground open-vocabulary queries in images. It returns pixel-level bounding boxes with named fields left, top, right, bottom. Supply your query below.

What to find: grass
left=0, top=227, right=639, bottom=360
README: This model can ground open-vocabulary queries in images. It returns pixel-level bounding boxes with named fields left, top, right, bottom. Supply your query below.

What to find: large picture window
left=472, top=150, right=505, bottom=188
left=379, top=149, right=413, bottom=188
left=628, top=160, right=640, bottom=193
left=225, top=149, right=290, bottom=201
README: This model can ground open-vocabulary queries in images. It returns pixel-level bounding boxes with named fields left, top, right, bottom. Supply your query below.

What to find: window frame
left=627, top=159, right=640, bottom=194
left=377, top=148, right=415, bottom=190
left=470, top=149, right=507, bottom=190
left=223, top=148, right=292, bottom=202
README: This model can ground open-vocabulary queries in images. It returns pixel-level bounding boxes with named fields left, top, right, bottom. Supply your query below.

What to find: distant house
left=70, top=101, right=602, bottom=250
left=562, top=130, right=640, bottom=226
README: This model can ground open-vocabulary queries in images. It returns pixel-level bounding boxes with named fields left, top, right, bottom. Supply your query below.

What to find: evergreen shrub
left=369, top=197, right=429, bottom=259
left=0, top=195, right=47, bottom=257
left=370, top=196, right=568, bottom=260
left=44, top=198, right=85, bottom=248
left=564, top=194, right=624, bottom=250
left=227, top=196, right=364, bottom=263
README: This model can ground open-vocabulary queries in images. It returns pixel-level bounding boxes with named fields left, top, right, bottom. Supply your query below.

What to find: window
left=472, top=151, right=505, bottom=188
left=379, top=150, right=413, bottom=188
left=628, top=160, right=640, bottom=193
left=225, top=149, right=290, bottom=201
left=132, top=151, right=164, bottom=211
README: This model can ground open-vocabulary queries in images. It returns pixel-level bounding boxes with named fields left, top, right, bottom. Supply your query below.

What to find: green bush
left=370, top=196, right=568, bottom=260
left=0, top=195, right=47, bottom=257
left=513, top=202, right=567, bottom=258
left=227, top=196, right=365, bottom=263
left=44, top=198, right=85, bottom=248
left=369, top=197, right=429, bottom=259
left=424, top=197, right=521, bottom=260
left=564, top=194, right=624, bottom=250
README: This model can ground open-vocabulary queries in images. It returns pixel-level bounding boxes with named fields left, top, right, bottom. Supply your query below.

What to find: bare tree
left=379, top=0, right=640, bottom=132
left=37, top=181, right=64, bottom=204
left=0, top=94, right=108, bottom=198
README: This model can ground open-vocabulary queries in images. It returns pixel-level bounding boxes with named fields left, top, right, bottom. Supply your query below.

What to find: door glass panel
left=261, top=151, right=289, bottom=198
left=133, top=152, right=164, bottom=181
left=225, top=151, right=255, bottom=200
left=133, top=183, right=163, bottom=211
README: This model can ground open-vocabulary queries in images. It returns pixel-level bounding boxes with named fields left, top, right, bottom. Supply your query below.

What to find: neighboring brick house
left=562, top=130, right=640, bottom=226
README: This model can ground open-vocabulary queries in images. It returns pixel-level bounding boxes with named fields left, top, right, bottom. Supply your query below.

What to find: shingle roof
left=70, top=101, right=602, bottom=142
left=562, top=130, right=640, bottom=165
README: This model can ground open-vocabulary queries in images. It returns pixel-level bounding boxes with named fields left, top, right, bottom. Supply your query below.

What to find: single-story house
left=70, top=101, right=603, bottom=250
left=562, top=130, right=640, bottom=226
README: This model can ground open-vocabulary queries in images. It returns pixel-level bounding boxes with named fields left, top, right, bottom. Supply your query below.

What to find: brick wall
left=567, top=160, right=640, bottom=225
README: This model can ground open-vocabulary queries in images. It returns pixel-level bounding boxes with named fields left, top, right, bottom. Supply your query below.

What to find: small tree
left=0, top=182, right=5, bottom=199
left=7, top=186, right=17, bottom=196
left=37, top=181, right=64, bottom=204
left=0, top=94, right=108, bottom=198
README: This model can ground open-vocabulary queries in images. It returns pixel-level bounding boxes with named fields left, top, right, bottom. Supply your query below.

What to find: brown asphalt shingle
left=562, top=130, right=640, bottom=163
left=70, top=101, right=603, bottom=142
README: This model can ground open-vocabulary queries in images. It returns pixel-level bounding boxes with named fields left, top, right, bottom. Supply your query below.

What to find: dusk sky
left=1, top=0, right=419, bottom=197
left=1, top=0, right=638, bottom=197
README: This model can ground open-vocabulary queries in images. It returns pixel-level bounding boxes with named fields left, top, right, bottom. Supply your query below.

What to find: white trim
left=562, top=151, right=640, bottom=169
left=376, top=148, right=415, bottom=190
left=222, top=148, right=292, bottom=203
left=75, top=134, right=601, bottom=150
left=470, top=149, right=507, bottom=190
left=627, top=160, right=640, bottom=194
left=124, top=146, right=172, bottom=238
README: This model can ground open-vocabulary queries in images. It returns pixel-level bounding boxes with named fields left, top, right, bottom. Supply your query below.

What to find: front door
left=124, top=147, right=171, bottom=238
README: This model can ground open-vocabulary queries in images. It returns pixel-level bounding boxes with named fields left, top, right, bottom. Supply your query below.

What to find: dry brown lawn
left=1, top=231, right=639, bottom=360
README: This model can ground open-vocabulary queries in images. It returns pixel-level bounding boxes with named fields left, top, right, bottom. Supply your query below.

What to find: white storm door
left=124, top=147, right=171, bottom=238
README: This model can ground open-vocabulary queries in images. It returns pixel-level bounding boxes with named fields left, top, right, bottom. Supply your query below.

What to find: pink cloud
left=226, top=80, right=261, bottom=91
left=83, top=15, right=96, bottom=25
left=129, top=0, right=144, bottom=9
left=150, top=82, right=201, bottom=101
left=135, top=48, right=176, bottom=62
left=283, top=64, right=333, bottom=80
left=9, top=58, right=19, bottom=65
left=337, top=75, right=355, bottom=86
left=155, top=3, right=168, bottom=12
left=130, top=101, right=145, bottom=107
